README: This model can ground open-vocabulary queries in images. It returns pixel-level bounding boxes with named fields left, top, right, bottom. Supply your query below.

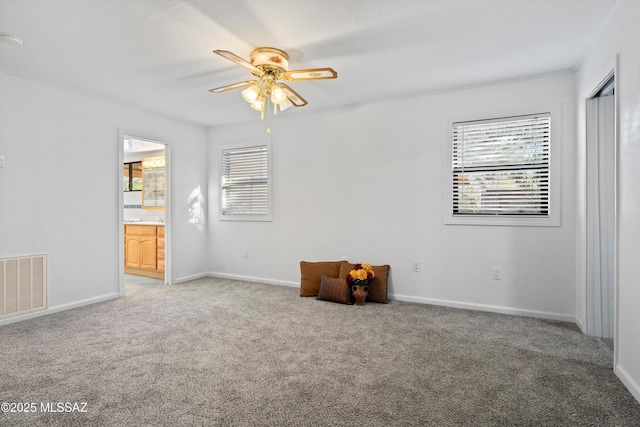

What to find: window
left=447, top=111, right=558, bottom=226
left=123, top=161, right=142, bottom=191
left=220, top=143, right=271, bottom=221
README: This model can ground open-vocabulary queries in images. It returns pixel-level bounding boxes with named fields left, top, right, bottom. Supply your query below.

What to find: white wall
left=574, top=0, right=640, bottom=402
left=0, top=72, right=209, bottom=320
left=123, top=192, right=166, bottom=223
left=208, top=72, right=577, bottom=321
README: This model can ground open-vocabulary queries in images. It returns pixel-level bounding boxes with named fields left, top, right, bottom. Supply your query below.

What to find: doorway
left=585, top=73, right=616, bottom=339
left=119, top=135, right=171, bottom=295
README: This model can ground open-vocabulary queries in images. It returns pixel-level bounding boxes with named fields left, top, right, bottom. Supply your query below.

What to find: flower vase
left=352, top=285, right=369, bottom=306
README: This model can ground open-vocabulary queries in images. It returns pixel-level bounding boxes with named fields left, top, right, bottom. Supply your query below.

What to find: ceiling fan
left=209, top=47, right=337, bottom=130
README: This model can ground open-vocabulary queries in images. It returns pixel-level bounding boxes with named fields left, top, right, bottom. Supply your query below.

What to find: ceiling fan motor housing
left=250, top=47, right=289, bottom=72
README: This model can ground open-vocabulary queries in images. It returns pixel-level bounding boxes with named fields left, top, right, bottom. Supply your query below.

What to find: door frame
left=584, top=58, right=618, bottom=356
left=118, top=131, right=173, bottom=294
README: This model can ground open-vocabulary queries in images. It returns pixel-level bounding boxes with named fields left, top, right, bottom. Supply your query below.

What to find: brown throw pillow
left=299, top=261, right=344, bottom=297
left=339, top=263, right=390, bottom=303
left=316, top=275, right=353, bottom=305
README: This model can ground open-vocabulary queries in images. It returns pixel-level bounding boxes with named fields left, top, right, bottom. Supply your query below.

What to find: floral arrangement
left=346, top=263, right=375, bottom=287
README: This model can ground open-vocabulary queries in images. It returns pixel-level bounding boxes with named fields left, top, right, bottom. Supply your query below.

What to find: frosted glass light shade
left=279, top=98, right=293, bottom=112
left=242, top=85, right=260, bottom=103
left=270, top=85, right=287, bottom=105
left=250, top=95, right=265, bottom=111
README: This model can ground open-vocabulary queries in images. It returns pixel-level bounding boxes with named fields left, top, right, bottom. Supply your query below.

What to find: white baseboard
left=1, top=278, right=578, bottom=330
left=174, top=272, right=209, bottom=284
left=207, top=271, right=299, bottom=288
left=615, top=364, right=640, bottom=404
left=390, top=293, right=576, bottom=323
left=205, top=274, right=574, bottom=323
left=0, top=293, right=120, bottom=326
left=574, top=315, right=587, bottom=334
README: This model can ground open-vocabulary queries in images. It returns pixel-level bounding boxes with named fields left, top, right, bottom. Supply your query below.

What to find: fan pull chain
left=267, top=98, right=271, bottom=133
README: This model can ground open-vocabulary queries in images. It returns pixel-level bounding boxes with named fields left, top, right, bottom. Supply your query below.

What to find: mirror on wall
left=141, top=156, right=165, bottom=209
left=123, top=161, right=143, bottom=191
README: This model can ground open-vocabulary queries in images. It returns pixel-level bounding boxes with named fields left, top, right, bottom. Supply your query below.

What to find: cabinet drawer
left=157, top=259, right=165, bottom=272
left=158, top=226, right=165, bottom=237
left=157, top=237, right=164, bottom=249
left=125, top=225, right=157, bottom=236
left=157, top=247, right=165, bottom=258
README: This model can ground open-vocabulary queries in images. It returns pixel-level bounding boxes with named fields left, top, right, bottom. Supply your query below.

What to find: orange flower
left=346, top=262, right=375, bottom=286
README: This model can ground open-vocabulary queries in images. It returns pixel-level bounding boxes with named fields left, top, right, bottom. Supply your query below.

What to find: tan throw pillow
left=339, top=263, right=390, bottom=303
left=299, top=261, right=344, bottom=297
left=316, top=275, right=353, bottom=305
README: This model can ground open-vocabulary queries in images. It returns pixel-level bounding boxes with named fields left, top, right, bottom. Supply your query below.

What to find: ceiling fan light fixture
left=270, top=85, right=287, bottom=105
left=279, top=98, right=293, bottom=112
left=250, top=95, right=265, bottom=112
left=242, top=84, right=260, bottom=104
left=210, top=47, right=337, bottom=132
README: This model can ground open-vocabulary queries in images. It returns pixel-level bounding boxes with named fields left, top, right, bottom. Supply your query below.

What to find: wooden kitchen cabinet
left=157, top=226, right=165, bottom=272
left=124, top=224, right=164, bottom=279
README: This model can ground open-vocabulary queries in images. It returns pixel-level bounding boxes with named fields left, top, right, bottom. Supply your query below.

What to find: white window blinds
left=221, top=144, right=269, bottom=216
left=452, top=113, right=550, bottom=216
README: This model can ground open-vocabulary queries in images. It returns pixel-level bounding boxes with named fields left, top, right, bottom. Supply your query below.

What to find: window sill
left=219, top=214, right=272, bottom=222
left=444, top=214, right=559, bottom=227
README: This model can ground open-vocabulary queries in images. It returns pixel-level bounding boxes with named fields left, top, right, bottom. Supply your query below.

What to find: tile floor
left=124, top=274, right=163, bottom=292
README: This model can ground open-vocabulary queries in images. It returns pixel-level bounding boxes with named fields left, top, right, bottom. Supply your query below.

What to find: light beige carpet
left=1, top=277, right=639, bottom=426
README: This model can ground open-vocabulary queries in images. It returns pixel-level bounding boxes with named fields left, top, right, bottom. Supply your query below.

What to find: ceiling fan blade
left=213, top=50, right=260, bottom=73
left=283, top=68, right=337, bottom=81
left=280, top=84, right=308, bottom=107
left=209, top=80, right=257, bottom=93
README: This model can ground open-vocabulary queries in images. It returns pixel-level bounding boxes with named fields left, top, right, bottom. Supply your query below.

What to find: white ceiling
left=0, top=0, right=618, bottom=128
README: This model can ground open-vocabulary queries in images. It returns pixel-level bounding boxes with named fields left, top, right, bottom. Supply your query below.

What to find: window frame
left=219, top=139, right=272, bottom=222
left=443, top=104, right=561, bottom=227
left=123, top=161, right=143, bottom=192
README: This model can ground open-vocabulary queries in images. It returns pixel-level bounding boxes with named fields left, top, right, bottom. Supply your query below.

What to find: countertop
left=124, top=221, right=165, bottom=226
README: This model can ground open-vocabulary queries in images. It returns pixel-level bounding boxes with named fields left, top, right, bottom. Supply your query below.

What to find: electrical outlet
left=412, top=262, right=420, bottom=272
left=492, top=267, right=502, bottom=280
left=242, top=249, right=248, bottom=258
